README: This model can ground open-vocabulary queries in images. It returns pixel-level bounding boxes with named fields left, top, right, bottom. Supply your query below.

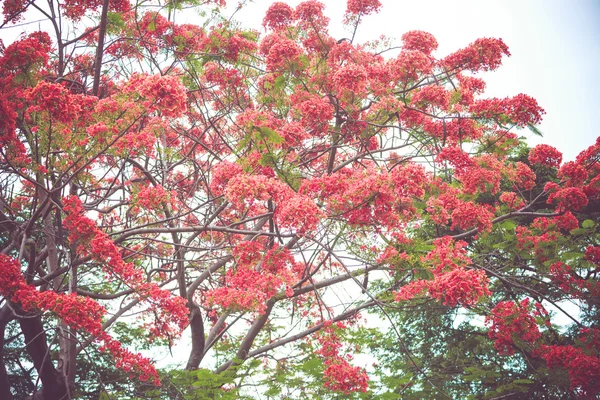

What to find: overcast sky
left=228, top=0, right=600, bottom=161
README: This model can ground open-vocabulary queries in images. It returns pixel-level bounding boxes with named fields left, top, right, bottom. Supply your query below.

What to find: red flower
left=315, top=324, right=369, bottom=394
left=539, top=344, right=600, bottom=397
left=442, top=37, right=510, bottom=72
left=401, top=30, right=438, bottom=55
left=263, top=2, right=295, bottom=31
left=486, top=299, right=541, bottom=355
left=345, top=0, right=382, bottom=16
left=529, top=144, right=562, bottom=168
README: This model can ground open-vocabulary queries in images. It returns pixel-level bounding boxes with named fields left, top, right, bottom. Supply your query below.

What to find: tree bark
left=0, top=305, right=14, bottom=400
left=216, top=300, right=276, bottom=374
left=19, top=315, right=68, bottom=400
left=185, top=304, right=205, bottom=370
left=92, top=0, right=110, bottom=96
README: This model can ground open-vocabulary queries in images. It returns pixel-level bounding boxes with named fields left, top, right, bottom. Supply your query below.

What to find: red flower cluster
left=2, top=0, right=28, bottom=24
left=205, top=28, right=258, bottom=63
left=401, top=30, right=438, bottom=55
left=410, top=85, right=450, bottom=111
left=131, top=185, right=173, bottom=215
left=558, top=161, right=588, bottom=187
left=169, top=24, right=207, bottom=57
left=315, top=322, right=369, bottom=394
left=456, top=73, right=486, bottom=105
left=554, top=211, right=579, bottom=231
left=396, top=237, right=490, bottom=306
left=442, top=37, right=510, bottom=72
left=100, top=339, right=161, bottom=385
left=210, top=161, right=243, bottom=196
left=427, top=268, right=491, bottom=307
left=499, top=191, right=525, bottom=210
left=397, top=268, right=490, bottom=307
left=291, top=92, right=333, bottom=135
left=422, top=117, right=483, bottom=142
left=539, top=342, right=600, bottom=397
left=61, top=0, right=130, bottom=21
left=25, top=81, right=87, bottom=125
left=437, top=146, right=474, bottom=171
left=0, top=31, right=51, bottom=73
left=204, top=62, right=243, bottom=87
left=470, top=94, right=545, bottom=127
left=585, top=246, right=600, bottom=267
left=528, top=144, right=563, bottom=167
left=122, top=73, right=187, bottom=118
left=424, top=237, right=471, bottom=273
left=205, top=242, right=302, bottom=313
left=263, top=2, right=295, bottom=31
left=301, top=165, right=427, bottom=228
left=345, top=0, right=382, bottom=16
left=224, top=172, right=323, bottom=233
left=389, top=50, right=433, bottom=84
left=548, top=262, right=590, bottom=296
left=294, top=0, right=329, bottom=30
left=426, top=184, right=494, bottom=232
left=544, top=183, right=588, bottom=211
left=513, top=162, right=537, bottom=190
left=486, top=299, right=541, bottom=355
left=333, top=63, right=369, bottom=95
left=264, top=34, right=303, bottom=71
left=451, top=201, right=494, bottom=232
left=455, top=154, right=504, bottom=195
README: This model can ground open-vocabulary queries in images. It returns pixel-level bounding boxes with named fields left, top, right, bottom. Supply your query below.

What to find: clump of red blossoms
left=315, top=321, right=369, bottom=394
left=529, top=144, right=563, bottom=168
left=486, top=299, right=541, bottom=355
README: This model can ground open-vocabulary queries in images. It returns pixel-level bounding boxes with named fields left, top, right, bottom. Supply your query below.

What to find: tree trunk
left=0, top=305, right=14, bottom=400
left=19, top=315, right=68, bottom=400
left=185, top=304, right=205, bottom=370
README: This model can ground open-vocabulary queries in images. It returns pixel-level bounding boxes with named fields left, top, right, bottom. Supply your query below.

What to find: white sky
left=228, top=0, right=600, bottom=162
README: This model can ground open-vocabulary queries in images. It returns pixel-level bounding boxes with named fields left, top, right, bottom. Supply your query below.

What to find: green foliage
left=163, top=369, right=242, bottom=399
left=106, top=12, right=125, bottom=33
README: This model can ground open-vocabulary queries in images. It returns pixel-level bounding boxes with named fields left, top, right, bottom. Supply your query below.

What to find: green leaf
left=301, top=357, right=323, bottom=374
left=264, top=386, right=281, bottom=397
left=256, top=126, right=284, bottom=145
left=527, top=123, right=544, bottom=137
left=561, top=252, right=584, bottom=262
left=570, top=228, right=590, bottom=236
left=512, top=378, right=534, bottom=384
left=582, top=219, right=595, bottom=229
left=107, top=12, right=125, bottom=32
left=274, top=74, right=287, bottom=90
left=259, top=151, right=277, bottom=166
left=499, top=219, right=516, bottom=231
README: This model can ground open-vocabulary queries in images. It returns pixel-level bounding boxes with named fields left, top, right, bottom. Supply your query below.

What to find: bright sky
left=229, top=0, right=600, bottom=161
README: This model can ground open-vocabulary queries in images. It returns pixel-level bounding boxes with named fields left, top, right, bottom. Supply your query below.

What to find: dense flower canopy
left=0, top=0, right=599, bottom=399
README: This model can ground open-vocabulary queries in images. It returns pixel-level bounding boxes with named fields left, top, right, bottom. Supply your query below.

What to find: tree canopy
left=0, top=0, right=599, bottom=398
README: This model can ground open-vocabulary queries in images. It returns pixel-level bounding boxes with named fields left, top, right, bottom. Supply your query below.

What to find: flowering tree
left=0, top=0, right=599, bottom=398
